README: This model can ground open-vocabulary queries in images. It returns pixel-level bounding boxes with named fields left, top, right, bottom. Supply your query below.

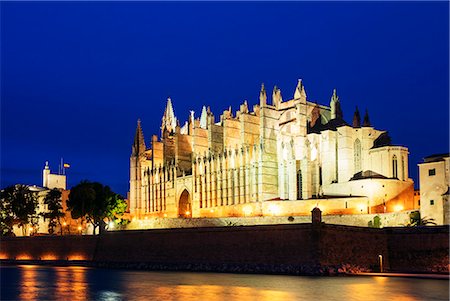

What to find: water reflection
left=19, top=265, right=38, bottom=300
left=1, top=266, right=448, bottom=301
left=11, top=265, right=90, bottom=300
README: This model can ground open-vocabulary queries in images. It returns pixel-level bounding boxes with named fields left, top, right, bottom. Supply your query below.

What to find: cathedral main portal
left=178, top=190, right=192, bottom=218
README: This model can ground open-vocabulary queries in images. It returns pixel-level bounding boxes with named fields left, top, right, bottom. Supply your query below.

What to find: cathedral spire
left=294, top=79, right=307, bottom=100
left=259, top=83, right=267, bottom=106
left=363, top=109, right=371, bottom=127
left=272, top=85, right=282, bottom=108
left=132, top=118, right=146, bottom=156
left=353, top=106, right=361, bottom=128
left=330, top=89, right=343, bottom=119
left=161, top=97, right=177, bottom=134
left=200, top=105, right=207, bottom=129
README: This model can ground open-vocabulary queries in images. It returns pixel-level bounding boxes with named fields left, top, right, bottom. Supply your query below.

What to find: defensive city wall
left=1, top=222, right=448, bottom=275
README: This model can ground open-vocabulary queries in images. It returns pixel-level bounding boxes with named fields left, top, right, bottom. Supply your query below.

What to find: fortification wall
left=386, top=226, right=450, bottom=273
left=0, top=235, right=97, bottom=261
left=1, top=224, right=448, bottom=274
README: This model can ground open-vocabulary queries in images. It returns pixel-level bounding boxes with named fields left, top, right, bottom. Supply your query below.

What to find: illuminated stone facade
left=418, top=153, right=450, bottom=225
left=129, top=79, right=414, bottom=218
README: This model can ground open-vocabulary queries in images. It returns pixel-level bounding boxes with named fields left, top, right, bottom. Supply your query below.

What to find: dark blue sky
left=1, top=2, right=448, bottom=196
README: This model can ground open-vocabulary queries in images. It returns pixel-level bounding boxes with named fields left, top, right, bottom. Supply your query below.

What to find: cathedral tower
left=130, top=119, right=146, bottom=214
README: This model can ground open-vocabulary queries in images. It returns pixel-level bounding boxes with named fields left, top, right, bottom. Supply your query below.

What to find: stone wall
left=125, top=210, right=413, bottom=230
left=386, top=226, right=450, bottom=273
left=1, top=224, right=448, bottom=274
left=0, top=235, right=97, bottom=261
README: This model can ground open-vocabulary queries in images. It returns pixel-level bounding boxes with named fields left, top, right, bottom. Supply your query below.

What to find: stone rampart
left=1, top=224, right=448, bottom=275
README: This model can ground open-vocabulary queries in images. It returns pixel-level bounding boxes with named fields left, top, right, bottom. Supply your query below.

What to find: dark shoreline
left=2, top=259, right=449, bottom=279
left=0, top=259, right=369, bottom=276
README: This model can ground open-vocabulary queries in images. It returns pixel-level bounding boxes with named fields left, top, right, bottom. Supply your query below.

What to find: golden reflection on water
left=9, top=267, right=449, bottom=301
left=19, top=265, right=38, bottom=300
left=54, top=266, right=89, bottom=300
left=68, top=266, right=89, bottom=300
left=345, top=277, right=422, bottom=301
left=154, top=283, right=295, bottom=301
left=18, top=265, right=89, bottom=300
left=55, top=267, right=70, bottom=298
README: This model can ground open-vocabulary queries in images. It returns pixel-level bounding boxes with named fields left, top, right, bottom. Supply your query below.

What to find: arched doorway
left=178, top=189, right=192, bottom=218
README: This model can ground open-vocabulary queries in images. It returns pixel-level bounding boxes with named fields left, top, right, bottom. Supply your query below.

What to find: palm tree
left=406, top=210, right=437, bottom=227
left=43, top=188, right=65, bottom=234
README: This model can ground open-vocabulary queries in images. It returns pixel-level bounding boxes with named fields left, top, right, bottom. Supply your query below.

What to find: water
left=0, top=265, right=448, bottom=301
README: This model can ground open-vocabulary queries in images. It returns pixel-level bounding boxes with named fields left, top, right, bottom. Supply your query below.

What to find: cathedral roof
left=371, top=132, right=392, bottom=149
left=350, top=170, right=388, bottom=181
left=423, top=153, right=450, bottom=163
left=307, top=117, right=349, bottom=134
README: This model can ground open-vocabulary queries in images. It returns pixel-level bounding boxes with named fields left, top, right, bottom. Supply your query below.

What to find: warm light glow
left=163, top=213, right=167, bottom=217
left=109, top=221, right=114, bottom=228
left=63, top=222, right=67, bottom=226
left=243, top=205, right=253, bottom=216
left=20, top=264, right=38, bottom=300
left=68, top=254, right=86, bottom=261
left=77, top=226, right=82, bottom=231
left=29, top=226, right=33, bottom=231
left=0, top=253, right=8, bottom=260
left=311, top=204, right=325, bottom=213
left=268, top=204, right=281, bottom=216
left=185, top=211, right=191, bottom=216
left=210, top=209, right=214, bottom=213
left=357, top=204, right=365, bottom=212
left=16, top=254, right=32, bottom=260
left=41, top=254, right=58, bottom=260
left=394, top=204, right=404, bottom=212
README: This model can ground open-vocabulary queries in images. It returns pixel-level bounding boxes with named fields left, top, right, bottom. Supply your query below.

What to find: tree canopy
left=0, top=185, right=39, bottom=236
left=407, top=210, right=437, bottom=227
left=67, top=181, right=126, bottom=234
left=42, top=188, right=65, bottom=235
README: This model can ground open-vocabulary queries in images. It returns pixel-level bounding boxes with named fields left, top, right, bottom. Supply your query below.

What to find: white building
left=43, top=161, right=66, bottom=190
left=418, top=153, right=450, bottom=225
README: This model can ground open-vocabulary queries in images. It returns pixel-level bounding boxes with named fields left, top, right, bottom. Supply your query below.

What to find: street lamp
left=78, top=226, right=82, bottom=235
left=378, top=254, right=383, bottom=273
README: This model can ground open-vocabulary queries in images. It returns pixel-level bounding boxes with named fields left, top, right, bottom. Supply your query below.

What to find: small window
left=429, top=169, right=436, bottom=176
left=430, top=200, right=434, bottom=205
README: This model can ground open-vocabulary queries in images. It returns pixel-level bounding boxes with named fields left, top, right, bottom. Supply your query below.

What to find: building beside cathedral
left=418, top=153, right=450, bottom=225
left=129, top=79, right=414, bottom=219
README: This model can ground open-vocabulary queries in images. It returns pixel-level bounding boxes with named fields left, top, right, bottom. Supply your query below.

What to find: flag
left=63, top=163, right=71, bottom=168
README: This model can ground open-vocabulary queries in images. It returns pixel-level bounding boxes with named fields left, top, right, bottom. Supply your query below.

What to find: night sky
left=1, top=2, right=448, bottom=197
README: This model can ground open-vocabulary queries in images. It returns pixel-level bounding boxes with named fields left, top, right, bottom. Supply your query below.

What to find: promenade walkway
left=356, top=272, right=449, bottom=280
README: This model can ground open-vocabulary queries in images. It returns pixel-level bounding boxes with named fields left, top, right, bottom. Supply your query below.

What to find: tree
left=105, top=194, right=128, bottom=229
left=368, top=215, right=382, bottom=228
left=407, top=210, right=437, bottom=227
left=0, top=187, right=15, bottom=236
left=0, top=185, right=38, bottom=236
left=42, top=188, right=65, bottom=235
left=67, top=181, right=126, bottom=235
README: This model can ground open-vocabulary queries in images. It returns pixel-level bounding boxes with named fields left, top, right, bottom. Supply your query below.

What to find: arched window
left=354, top=139, right=362, bottom=173
left=284, top=163, right=289, bottom=200
left=401, top=156, right=405, bottom=181
left=297, top=170, right=303, bottom=200
left=392, top=155, right=398, bottom=178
